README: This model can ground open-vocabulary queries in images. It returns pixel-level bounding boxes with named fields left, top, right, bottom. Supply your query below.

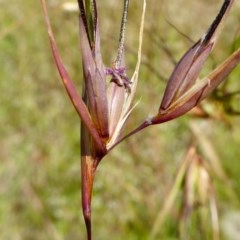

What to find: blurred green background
left=1, top=0, right=240, bottom=239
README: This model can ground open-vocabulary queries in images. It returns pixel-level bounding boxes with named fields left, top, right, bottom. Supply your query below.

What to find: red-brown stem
left=108, top=109, right=189, bottom=152
left=81, top=122, right=105, bottom=240
left=81, top=156, right=97, bottom=240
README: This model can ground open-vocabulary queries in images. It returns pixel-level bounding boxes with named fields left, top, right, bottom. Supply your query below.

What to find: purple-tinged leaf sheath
left=151, top=48, right=240, bottom=125
left=160, top=0, right=234, bottom=113
left=79, top=15, right=109, bottom=140
left=41, top=0, right=106, bottom=154
left=171, top=43, right=213, bottom=104
left=159, top=40, right=211, bottom=111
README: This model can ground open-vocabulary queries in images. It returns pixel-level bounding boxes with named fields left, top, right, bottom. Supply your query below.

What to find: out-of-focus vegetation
left=1, top=0, right=240, bottom=239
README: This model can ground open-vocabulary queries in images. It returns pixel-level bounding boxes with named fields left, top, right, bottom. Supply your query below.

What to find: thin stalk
left=81, top=123, right=104, bottom=240
left=108, top=119, right=151, bottom=151
left=114, top=0, right=130, bottom=67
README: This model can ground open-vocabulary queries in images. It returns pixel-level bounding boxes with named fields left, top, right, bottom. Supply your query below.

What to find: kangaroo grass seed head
left=41, top=0, right=240, bottom=239
left=42, top=0, right=146, bottom=238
